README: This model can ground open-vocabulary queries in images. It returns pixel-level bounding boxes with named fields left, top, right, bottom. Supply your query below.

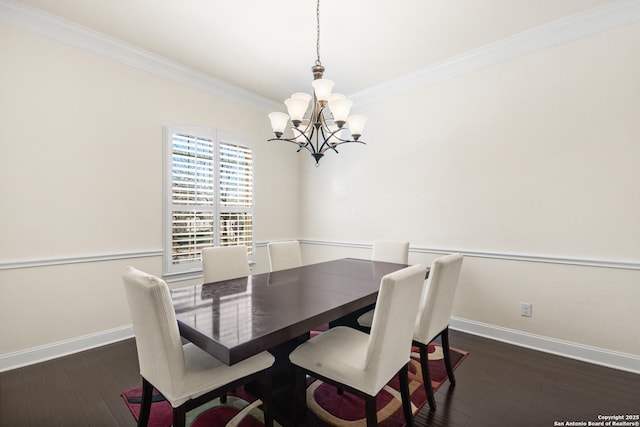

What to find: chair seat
left=356, top=309, right=374, bottom=328
left=289, top=326, right=377, bottom=395
left=166, top=343, right=275, bottom=407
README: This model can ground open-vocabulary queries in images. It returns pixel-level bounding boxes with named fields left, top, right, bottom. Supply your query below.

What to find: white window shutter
left=164, top=127, right=254, bottom=277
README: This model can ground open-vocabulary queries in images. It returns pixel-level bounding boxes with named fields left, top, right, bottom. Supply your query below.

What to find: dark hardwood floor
left=1, top=330, right=638, bottom=426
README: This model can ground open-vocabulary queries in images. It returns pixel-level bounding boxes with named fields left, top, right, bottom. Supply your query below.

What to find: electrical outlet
left=521, top=302, right=532, bottom=317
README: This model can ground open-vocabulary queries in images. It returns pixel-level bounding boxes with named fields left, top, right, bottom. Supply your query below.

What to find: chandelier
left=267, top=0, right=367, bottom=166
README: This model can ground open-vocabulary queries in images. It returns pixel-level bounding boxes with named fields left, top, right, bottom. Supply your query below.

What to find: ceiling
left=17, top=0, right=611, bottom=103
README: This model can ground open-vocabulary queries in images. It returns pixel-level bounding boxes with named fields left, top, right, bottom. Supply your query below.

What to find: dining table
left=170, top=257, right=426, bottom=420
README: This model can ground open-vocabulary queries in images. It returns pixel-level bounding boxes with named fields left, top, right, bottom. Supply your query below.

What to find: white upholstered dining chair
left=289, top=264, right=427, bottom=427
left=267, top=240, right=302, bottom=271
left=354, top=253, right=463, bottom=411
left=122, top=266, right=275, bottom=427
left=413, top=253, right=463, bottom=411
left=355, top=240, right=410, bottom=328
left=372, top=240, right=410, bottom=264
left=201, top=245, right=250, bottom=283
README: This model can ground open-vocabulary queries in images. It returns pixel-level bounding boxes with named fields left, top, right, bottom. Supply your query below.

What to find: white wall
left=0, top=24, right=300, bottom=357
left=299, top=21, right=640, bottom=362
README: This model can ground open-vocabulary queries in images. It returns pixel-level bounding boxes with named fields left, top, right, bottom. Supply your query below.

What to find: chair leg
left=418, top=342, right=436, bottom=411
left=400, top=364, right=413, bottom=427
left=399, top=363, right=414, bottom=427
left=220, top=393, right=227, bottom=403
left=172, top=404, right=186, bottom=427
left=441, top=327, right=456, bottom=386
left=261, top=369, right=273, bottom=427
left=138, top=378, right=153, bottom=427
left=365, top=394, right=378, bottom=427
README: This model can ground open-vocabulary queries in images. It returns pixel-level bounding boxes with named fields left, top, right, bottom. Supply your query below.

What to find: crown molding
left=349, top=0, right=640, bottom=106
left=0, top=0, right=281, bottom=112
left=1, top=0, right=639, bottom=119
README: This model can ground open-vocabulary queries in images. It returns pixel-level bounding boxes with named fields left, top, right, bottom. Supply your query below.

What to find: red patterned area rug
left=121, top=343, right=467, bottom=427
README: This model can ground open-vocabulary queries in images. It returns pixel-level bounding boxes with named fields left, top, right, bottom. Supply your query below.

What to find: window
left=163, top=126, right=254, bottom=278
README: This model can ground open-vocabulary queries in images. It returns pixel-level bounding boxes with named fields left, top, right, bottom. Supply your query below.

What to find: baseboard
left=3, top=319, right=638, bottom=375
left=0, top=325, right=134, bottom=372
left=450, top=317, right=640, bottom=374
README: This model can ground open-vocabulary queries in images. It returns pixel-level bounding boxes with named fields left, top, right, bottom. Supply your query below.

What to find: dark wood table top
left=171, top=258, right=415, bottom=365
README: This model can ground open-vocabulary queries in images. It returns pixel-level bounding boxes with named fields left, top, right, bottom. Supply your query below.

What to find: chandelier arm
left=315, top=106, right=335, bottom=153
left=317, top=126, right=333, bottom=154
left=267, top=137, right=315, bottom=155
left=319, top=139, right=367, bottom=154
left=320, top=144, right=339, bottom=155
left=298, top=120, right=314, bottom=136
left=312, top=100, right=324, bottom=127
left=319, top=135, right=337, bottom=154
left=291, top=125, right=315, bottom=149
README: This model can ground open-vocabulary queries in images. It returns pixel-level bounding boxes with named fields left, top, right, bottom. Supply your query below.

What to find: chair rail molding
left=0, top=250, right=163, bottom=270
left=300, top=239, right=640, bottom=271
left=2, top=242, right=637, bottom=272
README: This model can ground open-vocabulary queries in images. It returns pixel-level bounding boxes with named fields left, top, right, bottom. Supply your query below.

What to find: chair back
left=372, top=240, right=409, bottom=264
left=202, top=245, right=250, bottom=283
left=414, top=254, right=463, bottom=344
left=364, top=264, right=427, bottom=393
left=122, top=266, right=185, bottom=398
left=267, top=240, right=302, bottom=271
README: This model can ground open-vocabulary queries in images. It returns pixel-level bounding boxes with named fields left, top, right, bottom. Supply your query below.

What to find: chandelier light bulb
left=268, top=112, right=290, bottom=138
left=284, top=97, right=310, bottom=125
left=328, top=94, right=353, bottom=127
left=328, top=93, right=346, bottom=102
left=346, top=114, right=367, bottom=140
left=291, top=92, right=312, bottom=103
left=311, top=79, right=334, bottom=103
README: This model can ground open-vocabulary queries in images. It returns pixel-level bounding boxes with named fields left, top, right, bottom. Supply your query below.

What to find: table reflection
left=200, top=276, right=253, bottom=345
left=266, top=268, right=301, bottom=286
left=217, top=278, right=252, bottom=344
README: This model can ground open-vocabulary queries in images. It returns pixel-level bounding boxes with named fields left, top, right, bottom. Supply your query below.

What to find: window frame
left=163, top=125, right=255, bottom=280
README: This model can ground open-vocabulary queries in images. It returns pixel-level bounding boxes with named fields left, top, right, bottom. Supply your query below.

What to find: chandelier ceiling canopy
left=267, top=0, right=367, bottom=166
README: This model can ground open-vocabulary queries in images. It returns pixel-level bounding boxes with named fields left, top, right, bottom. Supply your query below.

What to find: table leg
left=245, top=332, right=310, bottom=426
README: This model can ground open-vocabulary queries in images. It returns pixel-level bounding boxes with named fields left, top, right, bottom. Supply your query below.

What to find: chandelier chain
left=315, top=0, right=321, bottom=66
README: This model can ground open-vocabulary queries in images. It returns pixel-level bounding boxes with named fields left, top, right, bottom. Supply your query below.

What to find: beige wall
left=299, top=22, right=640, bottom=357
left=0, top=24, right=300, bottom=355
left=1, top=13, right=639, bottom=370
